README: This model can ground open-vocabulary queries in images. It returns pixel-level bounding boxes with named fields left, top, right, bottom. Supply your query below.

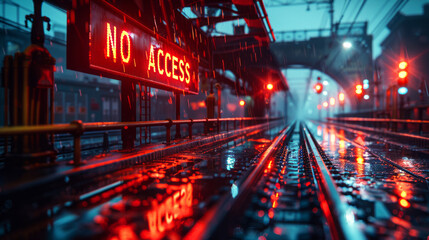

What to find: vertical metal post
left=204, top=118, right=208, bottom=135
left=216, top=83, right=221, bottom=118
left=121, top=81, right=136, bottom=150
left=166, top=119, right=172, bottom=145
left=50, top=86, right=55, bottom=162
left=175, top=92, right=181, bottom=139
left=329, top=0, right=334, bottom=36
left=139, top=82, right=142, bottom=145
left=145, top=85, right=149, bottom=143
left=148, top=87, right=151, bottom=142
left=3, top=56, right=12, bottom=154
left=188, top=119, right=193, bottom=139
left=71, top=120, right=83, bottom=165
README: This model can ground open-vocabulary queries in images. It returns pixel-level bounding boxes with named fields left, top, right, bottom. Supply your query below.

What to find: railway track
left=2, top=121, right=428, bottom=239
left=0, top=124, right=285, bottom=239
left=186, top=122, right=365, bottom=240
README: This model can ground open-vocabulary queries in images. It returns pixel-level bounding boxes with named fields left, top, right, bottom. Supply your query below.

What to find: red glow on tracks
left=399, top=198, right=410, bottom=208
left=146, top=183, right=193, bottom=235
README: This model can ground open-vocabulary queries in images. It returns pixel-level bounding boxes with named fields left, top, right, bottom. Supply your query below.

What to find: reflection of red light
left=198, top=101, right=205, bottom=108
left=268, top=209, right=274, bottom=218
left=356, top=157, right=364, bottom=164
left=147, top=183, right=193, bottom=235
left=399, top=198, right=410, bottom=208
left=117, top=225, right=138, bottom=240
left=400, top=191, right=407, bottom=198
left=274, top=227, right=282, bottom=235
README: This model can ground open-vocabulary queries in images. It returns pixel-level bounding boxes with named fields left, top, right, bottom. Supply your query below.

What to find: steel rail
left=328, top=117, right=429, bottom=124
left=184, top=122, right=295, bottom=240
left=302, top=123, right=366, bottom=240
left=327, top=121, right=429, bottom=148
left=320, top=122, right=429, bottom=184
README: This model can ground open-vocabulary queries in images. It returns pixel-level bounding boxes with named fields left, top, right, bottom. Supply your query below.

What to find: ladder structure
left=139, top=83, right=151, bottom=144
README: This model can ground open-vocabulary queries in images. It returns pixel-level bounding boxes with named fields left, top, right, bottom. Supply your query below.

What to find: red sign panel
left=67, top=1, right=199, bottom=94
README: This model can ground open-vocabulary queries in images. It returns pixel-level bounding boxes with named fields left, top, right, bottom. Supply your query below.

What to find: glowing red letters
left=106, top=22, right=131, bottom=64
left=148, top=45, right=191, bottom=84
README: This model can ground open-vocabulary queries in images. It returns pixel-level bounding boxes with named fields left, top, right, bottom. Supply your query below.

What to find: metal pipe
left=0, top=118, right=283, bottom=137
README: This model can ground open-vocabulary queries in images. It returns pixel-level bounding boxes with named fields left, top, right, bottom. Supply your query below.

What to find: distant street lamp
left=329, top=97, right=335, bottom=106
left=323, top=101, right=328, bottom=108
left=343, top=41, right=352, bottom=49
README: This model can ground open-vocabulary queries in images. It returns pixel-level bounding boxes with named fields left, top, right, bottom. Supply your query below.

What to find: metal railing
left=328, top=117, right=429, bottom=133
left=327, top=117, right=429, bottom=148
left=0, top=117, right=281, bottom=165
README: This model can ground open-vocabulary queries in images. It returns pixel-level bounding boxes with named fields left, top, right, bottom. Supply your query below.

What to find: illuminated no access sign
left=67, top=0, right=199, bottom=94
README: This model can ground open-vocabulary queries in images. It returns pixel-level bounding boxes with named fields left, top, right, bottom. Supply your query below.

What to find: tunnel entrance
left=280, top=67, right=352, bottom=120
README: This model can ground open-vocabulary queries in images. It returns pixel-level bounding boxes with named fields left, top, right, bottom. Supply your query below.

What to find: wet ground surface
left=323, top=121, right=429, bottom=179
left=306, top=121, right=429, bottom=239
left=223, top=124, right=328, bottom=240
left=1, top=126, right=284, bottom=239
left=2, top=121, right=429, bottom=240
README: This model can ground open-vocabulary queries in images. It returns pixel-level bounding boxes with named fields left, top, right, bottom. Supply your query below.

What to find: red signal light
left=397, top=61, right=408, bottom=86
left=239, top=100, right=245, bottom=106
left=355, top=84, right=363, bottom=98
left=314, top=83, right=323, bottom=94
left=398, top=70, right=407, bottom=79
left=266, top=83, right=274, bottom=90
left=398, top=61, right=407, bottom=70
